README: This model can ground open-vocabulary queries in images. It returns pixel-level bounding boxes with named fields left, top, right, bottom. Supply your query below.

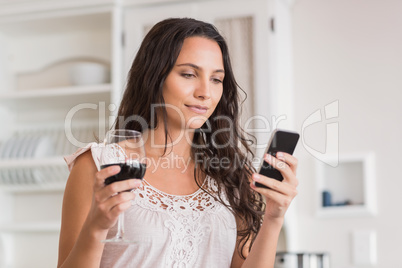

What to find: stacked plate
left=0, top=134, right=55, bottom=159
left=0, top=127, right=99, bottom=186
left=0, top=166, right=70, bottom=186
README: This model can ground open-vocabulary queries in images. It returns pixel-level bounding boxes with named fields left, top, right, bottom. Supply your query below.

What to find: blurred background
left=0, top=0, right=401, bottom=267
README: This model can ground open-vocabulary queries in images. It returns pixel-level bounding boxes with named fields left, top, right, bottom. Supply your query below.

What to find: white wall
left=292, top=0, right=402, bottom=267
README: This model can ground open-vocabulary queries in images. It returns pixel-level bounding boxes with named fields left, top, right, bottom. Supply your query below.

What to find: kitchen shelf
left=315, top=152, right=377, bottom=218
left=0, top=156, right=65, bottom=168
left=0, top=221, right=61, bottom=233
left=0, top=6, right=112, bottom=32
left=0, top=83, right=112, bottom=111
left=315, top=204, right=373, bottom=218
left=0, top=83, right=111, bottom=99
left=0, top=183, right=67, bottom=193
left=0, top=156, right=69, bottom=193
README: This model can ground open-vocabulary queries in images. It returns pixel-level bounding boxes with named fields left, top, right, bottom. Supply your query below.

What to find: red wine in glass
left=101, top=162, right=146, bottom=185
left=100, top=129, right=146, bottom=244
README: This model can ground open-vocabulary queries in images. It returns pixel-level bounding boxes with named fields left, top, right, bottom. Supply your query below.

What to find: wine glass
left=100, top=129, right=146, bottom=243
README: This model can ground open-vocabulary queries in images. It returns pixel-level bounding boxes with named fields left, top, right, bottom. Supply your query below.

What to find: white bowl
left=70, top=62, right=110, bottom=85
left=32, top=136, right=55, bottom=158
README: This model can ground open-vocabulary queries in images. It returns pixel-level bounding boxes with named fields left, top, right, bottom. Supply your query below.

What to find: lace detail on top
left=133, top=176, right=227, bottom=267
left=65, top=143, right=237, bottom=268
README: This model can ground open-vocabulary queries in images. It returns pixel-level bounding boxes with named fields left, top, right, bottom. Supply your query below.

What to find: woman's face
left=162, top=36, right=225, bottom=130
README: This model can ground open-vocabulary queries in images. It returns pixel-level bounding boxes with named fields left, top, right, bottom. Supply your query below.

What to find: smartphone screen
left=255, top=129, right=300, bottom=188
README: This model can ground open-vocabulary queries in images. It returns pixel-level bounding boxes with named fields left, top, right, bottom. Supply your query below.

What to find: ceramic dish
left=25, top=135, right=40, bottom=158
left=33, top=136, right=55, bottom=158
left=18, top=135, right=33, bottom=158
left=9, top=136, right=23, bottom=159
left=0, top=137, right=16, bottom=159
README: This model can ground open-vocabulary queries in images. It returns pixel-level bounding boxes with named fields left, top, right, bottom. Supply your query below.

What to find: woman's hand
left=86, top=165, right=142, bottom=232
left=250, top=152, right=298, bottom=220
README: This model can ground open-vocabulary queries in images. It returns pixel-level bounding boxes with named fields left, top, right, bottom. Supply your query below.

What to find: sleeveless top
left=64, top=143, right=237, bottom=268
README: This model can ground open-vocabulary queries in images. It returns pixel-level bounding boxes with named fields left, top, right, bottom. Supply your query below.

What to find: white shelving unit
left=0, top=3, right=118, bottom=267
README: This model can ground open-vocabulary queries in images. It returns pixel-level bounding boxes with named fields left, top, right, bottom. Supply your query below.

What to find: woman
left=58, top=18, right=298, bottom=268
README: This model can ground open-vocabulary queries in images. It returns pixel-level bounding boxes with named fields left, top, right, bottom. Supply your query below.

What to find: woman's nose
left=194, top=79, right=211, bottom=100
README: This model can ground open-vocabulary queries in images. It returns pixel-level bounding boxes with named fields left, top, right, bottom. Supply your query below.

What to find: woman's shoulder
left=64, top=146, right=99, bottom=199
left=72, top=150, right=95, bottom=170
left=64, top=142, right=102, bottom=171
left=67, top=149, right=98, bottom=183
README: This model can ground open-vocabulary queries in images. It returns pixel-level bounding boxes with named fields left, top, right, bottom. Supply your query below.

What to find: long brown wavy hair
left=115, top=17, right=265, bottom=259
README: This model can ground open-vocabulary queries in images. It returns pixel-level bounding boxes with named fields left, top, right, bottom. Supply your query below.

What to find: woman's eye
left=182, top=73, right=195, bottom=78
left=212, top=78, right=223, bottom=84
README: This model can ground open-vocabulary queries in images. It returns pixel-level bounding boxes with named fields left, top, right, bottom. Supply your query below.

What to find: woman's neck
left=144, top=124, right=195, bottom=160
left=142, top=122, right=206, bottom=189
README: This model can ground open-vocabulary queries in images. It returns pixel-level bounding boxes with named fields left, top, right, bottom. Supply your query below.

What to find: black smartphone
left=255, top=129, right=300, bottom=188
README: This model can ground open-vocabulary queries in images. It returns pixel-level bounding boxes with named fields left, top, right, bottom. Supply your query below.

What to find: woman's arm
left=57, top=151, right=141, bottom=268
left=231, top=152, right=298, bottom=268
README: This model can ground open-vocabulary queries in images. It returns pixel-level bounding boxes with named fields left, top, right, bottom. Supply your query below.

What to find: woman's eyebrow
left=176, top=63, right=225, bottom=74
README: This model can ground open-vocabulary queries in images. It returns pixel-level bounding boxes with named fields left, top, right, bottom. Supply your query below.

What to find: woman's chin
left=184, top=118, right=208, bottom=130
left=187, top=119, right=209, bottom=129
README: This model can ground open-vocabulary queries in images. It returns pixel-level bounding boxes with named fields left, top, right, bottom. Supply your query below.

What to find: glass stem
left=116, top=212, right=125, bottom=240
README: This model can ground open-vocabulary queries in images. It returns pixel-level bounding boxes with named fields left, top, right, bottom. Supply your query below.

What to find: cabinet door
left=123, top=0, right=293, bottom=155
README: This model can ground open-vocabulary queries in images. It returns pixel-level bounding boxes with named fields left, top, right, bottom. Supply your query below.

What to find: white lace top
left=64, top=143, right=237, bottom=268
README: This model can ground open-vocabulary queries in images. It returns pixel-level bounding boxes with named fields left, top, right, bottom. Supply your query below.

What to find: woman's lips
left=185, top=104, right=208, bottom=114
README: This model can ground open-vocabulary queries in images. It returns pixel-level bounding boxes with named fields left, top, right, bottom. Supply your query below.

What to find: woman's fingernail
left=253, top=174, right=261, bottom=181
left=265, top=154, right=272, bottom=161
left=277, top=152, right=285, bottom=161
